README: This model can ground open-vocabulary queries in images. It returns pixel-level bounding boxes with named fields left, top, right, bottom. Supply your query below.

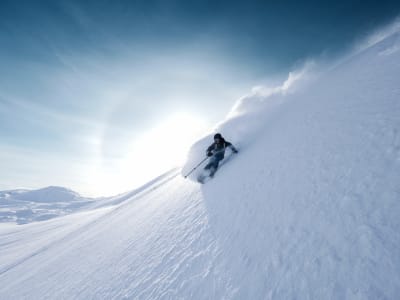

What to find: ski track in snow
left=1, top=31, right=400, bottom=299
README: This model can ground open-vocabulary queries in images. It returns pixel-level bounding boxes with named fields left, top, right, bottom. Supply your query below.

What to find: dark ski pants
left=205, top=154, right=223, bottom=173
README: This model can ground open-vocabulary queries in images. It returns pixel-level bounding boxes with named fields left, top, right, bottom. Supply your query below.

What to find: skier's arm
left=225, top=141, right=238, bottom=153
left=206, top=144, right=214, bottom=156
left=230, top=145, right=238, bottom=153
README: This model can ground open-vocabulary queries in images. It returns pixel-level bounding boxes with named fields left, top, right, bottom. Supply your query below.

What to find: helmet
left=214, top=133, right=222, bottom=140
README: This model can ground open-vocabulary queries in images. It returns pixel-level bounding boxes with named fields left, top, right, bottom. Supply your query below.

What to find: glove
left=207, top=152, right=213, bottom=157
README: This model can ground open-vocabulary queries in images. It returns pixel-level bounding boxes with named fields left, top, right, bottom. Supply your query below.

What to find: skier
left=203, top=133, right=238, bottom=178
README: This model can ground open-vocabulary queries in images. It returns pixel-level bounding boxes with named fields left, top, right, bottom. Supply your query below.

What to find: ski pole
left=184, top=156, right=209, bottom=178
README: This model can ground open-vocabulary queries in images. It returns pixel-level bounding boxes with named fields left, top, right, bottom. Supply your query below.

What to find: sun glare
left=130, top=112, right=208, bottom=165
left=90, top=112, right=208, bottom=195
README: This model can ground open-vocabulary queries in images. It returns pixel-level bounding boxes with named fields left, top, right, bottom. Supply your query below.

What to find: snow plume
left=181, top=62, right=316, bottom=180
left=227, top=61, right=315, bottom=118
left=353, top=16, right=400, bottom=54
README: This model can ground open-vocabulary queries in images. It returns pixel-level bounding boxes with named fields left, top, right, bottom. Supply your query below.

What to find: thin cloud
left=353, top=16, right=400, bottom=54
left=0, top=92, right=103, bottom=131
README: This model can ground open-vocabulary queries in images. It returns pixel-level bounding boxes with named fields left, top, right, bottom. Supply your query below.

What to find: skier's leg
left=209, top=157, right=221, bottom=177
left=204, top=156, right=217, bottom=170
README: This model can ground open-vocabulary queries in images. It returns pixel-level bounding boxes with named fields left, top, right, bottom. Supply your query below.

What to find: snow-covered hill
left=0, top=170, right=179, bottom=224
left=0, top=186, right=95, bottom=224
left=1, top=29, right=400, bottom=299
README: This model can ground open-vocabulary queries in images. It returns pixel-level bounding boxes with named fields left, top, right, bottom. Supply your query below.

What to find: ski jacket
left=206, top=138, right=237, bottom=159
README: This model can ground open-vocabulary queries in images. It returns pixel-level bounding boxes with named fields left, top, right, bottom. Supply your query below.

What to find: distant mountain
left=0, top=186, right=93, bottom=224
left=0, top=169, right=180, bottom=224
left=1, top=186, right=82, bottom=203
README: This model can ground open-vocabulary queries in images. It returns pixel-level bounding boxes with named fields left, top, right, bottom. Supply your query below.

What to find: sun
left=121, top=112, right=208, bottom=184
left=134, top=112, right=208, bottom=165
left=85, top=112, right=209, bottom=196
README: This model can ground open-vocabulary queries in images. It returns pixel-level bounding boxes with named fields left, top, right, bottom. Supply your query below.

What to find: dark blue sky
left=2, top=0, right=400, bottom=73
left=1, top=0, right=399, bottom=195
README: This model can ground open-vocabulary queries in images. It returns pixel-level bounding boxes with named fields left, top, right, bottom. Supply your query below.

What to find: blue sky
left=1, top=0, right=400, bottom=196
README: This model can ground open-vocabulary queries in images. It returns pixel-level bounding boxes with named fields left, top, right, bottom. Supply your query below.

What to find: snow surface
left=1, top=30, right=400, bottom=299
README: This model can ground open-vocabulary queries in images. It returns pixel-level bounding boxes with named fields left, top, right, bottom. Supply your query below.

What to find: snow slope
left=0, top=169, right=179, bottom=224
left=1, top=30, right=400, bottom=299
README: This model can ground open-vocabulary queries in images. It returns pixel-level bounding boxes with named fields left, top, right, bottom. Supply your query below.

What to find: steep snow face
left=189, top=31, right=400, bottom=299
left=1, top=31, right=400, bottom=299
left=199, top=31, right=400, bottom=299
